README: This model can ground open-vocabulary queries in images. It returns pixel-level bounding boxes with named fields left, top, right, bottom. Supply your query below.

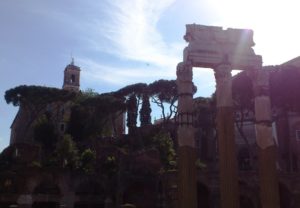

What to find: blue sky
left=1, top=0, right=300, bottom=151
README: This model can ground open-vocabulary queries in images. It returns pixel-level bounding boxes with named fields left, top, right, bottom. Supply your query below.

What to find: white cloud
left=92, top=0, right=182, bottom=68
left=6, top=1, right=186, bottom=86
left=78, top=58, right=176, bottom=86
left=74, top=0, right=191, bottom=86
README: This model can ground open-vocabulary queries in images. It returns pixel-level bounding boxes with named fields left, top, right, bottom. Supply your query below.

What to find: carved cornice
left=214, top=63, right=232, bottom=82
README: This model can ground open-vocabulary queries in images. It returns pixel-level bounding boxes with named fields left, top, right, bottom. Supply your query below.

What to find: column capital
left=252, top=70, right=270, bottom=97
left=214, top=63, right=233, bottom=107
left=214, top=62, right=231, bottom=77
left=176, top=62, right=193, bottom=82
left=177, top=62, right=194, bottom=98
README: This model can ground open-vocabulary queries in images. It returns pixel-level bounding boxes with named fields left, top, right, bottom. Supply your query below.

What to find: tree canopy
left=148, top=79, right=178, bottom=122
left=68, top=94, right=126, bottom=140
left=5, top=85, right=76, bottom=107
left=114, top=83, right=147, bottom=99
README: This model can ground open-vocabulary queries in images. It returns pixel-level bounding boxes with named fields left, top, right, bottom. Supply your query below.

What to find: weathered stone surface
left=177, top=146, right=197, bottom=208
left=216, top=106, right=239, bottom=208
left=255, top=124, right=275, bottom=149
left=183, top=24, right=262, bottom=69
left=177, top=24, right=264, bottom=208
left=258, top=146, right=280, bottom=208
left=254, top=96, right=272, bottom=121
left=176, top=62, right=198, bottom=208
left=214, top=64, right=233, bottom=107
left=177, top=62, right=195, bottom=148
left=252, top=70, right=280, bottom=208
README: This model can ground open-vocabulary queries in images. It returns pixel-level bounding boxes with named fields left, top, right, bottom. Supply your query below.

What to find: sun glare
left=206, top=0, right=300, bottom=65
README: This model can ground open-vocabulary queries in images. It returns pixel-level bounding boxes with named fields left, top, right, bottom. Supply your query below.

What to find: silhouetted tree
left=80, top=148, right=96, bottom=173
left=68, top=94, right=125, bottom=140
left=139, top=94, right=151, bottom=126
left=54, top=134, right=79, bottom=169
left=193, top=97, right=215, bottom=161
left=33, top=116, right=57, bottom=150
left=5, top=85, right=76, bottom=139
left=114, top=83, right=148, bottom=133
left=232, top=72, right=254, bottom=147
left=149, top=80, right=178, bottom=123
left=127, top=95, right=138, bottom=134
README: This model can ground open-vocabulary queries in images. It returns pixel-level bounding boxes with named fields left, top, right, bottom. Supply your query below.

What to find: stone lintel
left=184, top=51, right=262, bottom=70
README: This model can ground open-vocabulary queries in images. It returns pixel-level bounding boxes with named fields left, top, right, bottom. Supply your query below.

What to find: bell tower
left=63, top=58, right=80, bottom=92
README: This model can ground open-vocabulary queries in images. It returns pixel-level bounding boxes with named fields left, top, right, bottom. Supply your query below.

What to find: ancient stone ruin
left=176, top=24, right=279, bottom=208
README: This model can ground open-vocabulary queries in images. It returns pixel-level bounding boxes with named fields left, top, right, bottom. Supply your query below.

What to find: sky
left=1, top=0, right=300, bottom=151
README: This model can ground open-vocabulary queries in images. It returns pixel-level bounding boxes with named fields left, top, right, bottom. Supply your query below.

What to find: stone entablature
left=183, top=24, right=262, bottom=70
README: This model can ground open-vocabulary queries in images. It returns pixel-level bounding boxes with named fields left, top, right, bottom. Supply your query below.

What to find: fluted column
left=252, top=70, right=280, bottom=208
left=176, top=62, right=197, bottom=208
left=214, top=63, right=239, bottom=208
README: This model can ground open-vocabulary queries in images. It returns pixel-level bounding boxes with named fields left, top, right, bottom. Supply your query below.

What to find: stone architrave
left=252, top=69, right=280, bottom=208
left=177, top=24, right=263, bottom=208
left=183, top=24, right=261, bottom=70
left=176, top=62, right=198, bottom=208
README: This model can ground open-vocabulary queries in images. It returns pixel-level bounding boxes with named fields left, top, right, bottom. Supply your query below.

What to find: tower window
left=71, top=74, right=76, bottom=83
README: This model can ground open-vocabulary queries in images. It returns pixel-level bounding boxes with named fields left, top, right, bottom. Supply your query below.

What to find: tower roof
left=65, top=58, right=80, bottom=71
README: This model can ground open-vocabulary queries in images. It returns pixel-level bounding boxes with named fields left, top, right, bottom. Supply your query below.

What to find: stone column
left=214, top=63, right=239, bottom=208
left=176, top=62, right=197, bottom=208
left=252, top=70, right=280, bottom=208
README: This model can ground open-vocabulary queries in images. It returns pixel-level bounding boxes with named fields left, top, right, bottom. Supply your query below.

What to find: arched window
left=71, top=74, right=76, bottom=84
